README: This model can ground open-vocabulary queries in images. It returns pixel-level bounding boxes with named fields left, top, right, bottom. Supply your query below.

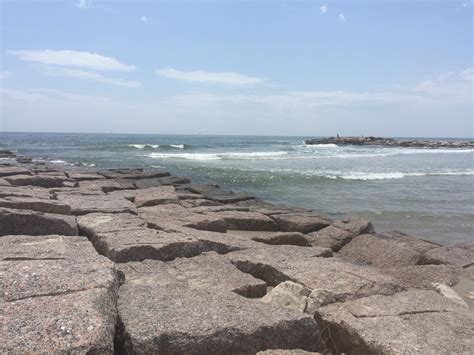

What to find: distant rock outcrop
left=305, top=136, right=474, bottom=148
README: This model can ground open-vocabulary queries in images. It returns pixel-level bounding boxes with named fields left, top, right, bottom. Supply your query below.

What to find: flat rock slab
left=78, top=179, right=129, bottom=193
left=0, top=207, right=78, bottom=236
left=0, top=196, right=71, bottom=215
left=338, top=233, right=427, bottom=267
left=138, top=204, right=227, bottom=232
left=78, top=213, right=252, bottom=262
left=0, top=235, right=120, bottom=354
left=253, top=232, right=311, bottom=247
left=134, top=176, right=191, bottom=189
left=227, top=247, right=403, bottom=302
left=4, top=174, right=68, bottom=188
left=56, top=194, right=135, bottom=215
left=420, top=242, right=474, bottom=267
left=304, top=226, right=353, bottom=251
left=116, top=255, right=320, bottom=354
left=0, top=165, right=31, bottom=177
left=272, top=213, right=332, bottom=234
left=381, top=265, right=461, bottom=289
left=99, top=170, right=170, bottom=180
left=204, top=210, right=279, bottom=231
left=66, top=171, right=106, bottom=181
left=134, top=186, right=179, bottom=207
left=0, top=178, right=11, bottom=186
left=315, top=290, right=474, bottom=354
left=0, top=186, right=52, bottom=199
left=77, top=212, right=148, bottom=235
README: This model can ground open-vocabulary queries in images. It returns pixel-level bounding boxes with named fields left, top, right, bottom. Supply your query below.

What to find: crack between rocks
left=5, top=284, right=108, bottom=302
left=349, top=309, right=450, bottom=319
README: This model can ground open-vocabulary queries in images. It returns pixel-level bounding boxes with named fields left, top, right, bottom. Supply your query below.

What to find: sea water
left=1, top=132, right=473, bottom=244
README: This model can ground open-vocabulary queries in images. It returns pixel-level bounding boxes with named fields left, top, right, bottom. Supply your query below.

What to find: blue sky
left=1, top=0, right=473, bottom=137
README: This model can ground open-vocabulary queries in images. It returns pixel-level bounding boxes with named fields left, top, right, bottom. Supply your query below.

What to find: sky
left=0, top=0, right=473, bottom=137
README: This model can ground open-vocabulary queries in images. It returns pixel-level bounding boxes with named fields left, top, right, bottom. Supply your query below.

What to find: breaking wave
left=147, top=151, right=289, bottom=161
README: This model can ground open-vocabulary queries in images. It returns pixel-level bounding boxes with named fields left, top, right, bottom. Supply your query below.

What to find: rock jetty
left=305, top=136, right=474, bottom=148
left=1, top=160, right=473, bottom=354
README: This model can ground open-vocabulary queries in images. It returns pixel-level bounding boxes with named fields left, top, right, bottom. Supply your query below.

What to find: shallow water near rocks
left=1, top=131, right=473, bottom=244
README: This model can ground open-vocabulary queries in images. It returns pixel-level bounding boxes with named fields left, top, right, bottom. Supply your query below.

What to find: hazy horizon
left=1, top=1, right=473, bottom=137
left=1, top=130, right=473, bottom=140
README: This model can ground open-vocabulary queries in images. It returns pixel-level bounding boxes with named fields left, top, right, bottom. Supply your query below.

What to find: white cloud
left=140, top=16, right=148, bottom=24
left=155, top=68, right=264, bottom=85
left=320, top=4, right=328, bottom=14
left=75, top=0, right=88, bottom=9
left=42, top=67, right=141, bottom=88
left=339, top=13, right=346, bottom=23
left=9, top=49, right=135, bottom=71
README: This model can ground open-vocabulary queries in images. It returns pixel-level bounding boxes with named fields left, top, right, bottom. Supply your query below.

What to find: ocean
left=1, top=132, right=473, bottom=244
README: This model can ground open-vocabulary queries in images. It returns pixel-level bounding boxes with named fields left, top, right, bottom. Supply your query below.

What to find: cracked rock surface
left=1, top=162, right=473, bottom=354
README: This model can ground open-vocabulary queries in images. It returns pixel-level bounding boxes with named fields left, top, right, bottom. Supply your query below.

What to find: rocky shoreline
left=1, top=158, right=473, bottom=354
left=304, top=136, right=474, bottom=149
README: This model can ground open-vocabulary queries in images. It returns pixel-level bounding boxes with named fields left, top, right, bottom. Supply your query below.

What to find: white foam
left=128, top=144, right=159, bottom=149
left=333, top=171, right=474, bottom=180
left=50, top=160, right=67, bottom=164
left=147, top=151, right=288, bottom=161
left=170, top=144, right=185, bottom=149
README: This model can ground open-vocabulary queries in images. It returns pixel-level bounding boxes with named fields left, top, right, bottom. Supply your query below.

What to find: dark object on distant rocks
left=305, top=136, right=474, bottom=148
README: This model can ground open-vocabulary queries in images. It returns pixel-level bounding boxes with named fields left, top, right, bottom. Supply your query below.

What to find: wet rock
left=227, top=246, right=402, bottom=301
left=66, top=171, right=105, bottom=181
left=0, top=196, right=71, bottom=215
left=261, top=281, right=335, bottom=314
left=138, top=204, right=227, bottom=232
left=419, top=242, right=474, bottom=267
left=258, top=350, right=322, bottom=355
left=134, top=176, right=191, bottom=189
left=381, top=265, right=460, bottom=289
left=134, top=186, right=179, bottom=207
left=116, top=256, right=320, bottom=354
left=99, top=170, right=170, bottom=180
left=204, top=210, right=279, bottom=231
left=0, top=235, right=120, bottom=354
left=272, top=213, right=332, bottom=233
left=4, top=174, right=68, bottom=188
left=315, top=290, right=474, bottom=354
left=332, top=215, right=375, bottom=235
left=0, top=150, right=16, bottom=158
left=338, top=232, right=439, bottom=267
left=180, top=198, right=221, bottom=208
left=55, top=193, right=135, bottom=215
left=185, top=184, right=256, bottom=203
left=305, top=136, right=474, bottom=149
left=0, top=165, right=31, bottom=177
left=0, top=207, right=78, bottom=236
left=253, top=232, right=311, bottom=247
left=304, top=226, right=353, bottom=251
